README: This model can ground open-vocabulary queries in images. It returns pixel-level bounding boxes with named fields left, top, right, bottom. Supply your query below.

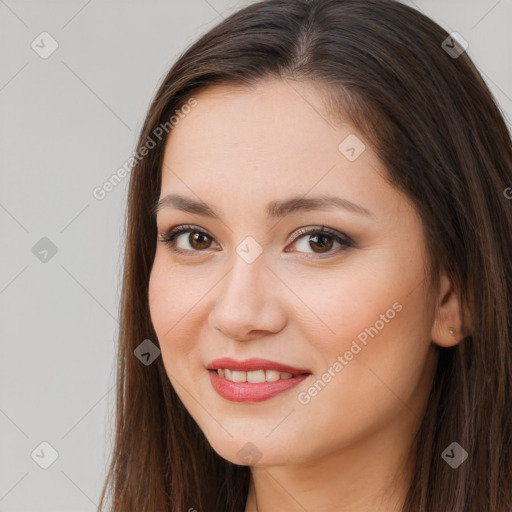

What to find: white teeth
left=216, top=368, right=295, bottom=382
left=231, top=370, right=246, bottom=383
left=265, top=369, right=280, bottom=382
left=247, top=370, right=266, bottom=383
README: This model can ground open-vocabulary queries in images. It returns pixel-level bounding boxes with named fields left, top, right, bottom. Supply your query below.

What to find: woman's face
left=148, top=78, right=439, bottom=467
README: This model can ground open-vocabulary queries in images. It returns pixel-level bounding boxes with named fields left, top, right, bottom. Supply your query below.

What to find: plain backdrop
left=0, top=0, right=511, bottom=510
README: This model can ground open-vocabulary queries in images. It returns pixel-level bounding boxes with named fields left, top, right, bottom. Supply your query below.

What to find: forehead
left=157, top=78, right=412, bottom=228
left=162, top=79, right=379, bottom=182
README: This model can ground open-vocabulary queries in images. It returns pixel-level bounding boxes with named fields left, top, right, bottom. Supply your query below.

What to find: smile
left=206, top=357, right=311, bottom=402
left=216, top=368, right=294, bottom=382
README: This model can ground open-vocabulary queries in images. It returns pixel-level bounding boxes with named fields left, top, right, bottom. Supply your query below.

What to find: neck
left=244, top=409, right=418, bottom=512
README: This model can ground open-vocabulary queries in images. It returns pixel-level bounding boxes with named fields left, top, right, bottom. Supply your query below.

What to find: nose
left=208, top=252, right=287, bottom=341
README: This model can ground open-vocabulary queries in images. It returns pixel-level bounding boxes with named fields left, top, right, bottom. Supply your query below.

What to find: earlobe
left=430, top=273, right=465, bottom=348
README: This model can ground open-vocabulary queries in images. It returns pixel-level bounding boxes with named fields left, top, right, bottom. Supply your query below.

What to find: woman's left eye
left=286, top=226, right=353, bottom=257
left=158, top=225, right=353, bottom=257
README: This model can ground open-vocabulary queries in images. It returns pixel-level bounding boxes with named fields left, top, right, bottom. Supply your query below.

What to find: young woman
left=98, top=0, right=512, bottom=510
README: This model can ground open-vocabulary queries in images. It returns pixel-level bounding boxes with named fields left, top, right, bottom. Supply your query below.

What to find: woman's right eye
left=158, top=225, right=220, bottom=255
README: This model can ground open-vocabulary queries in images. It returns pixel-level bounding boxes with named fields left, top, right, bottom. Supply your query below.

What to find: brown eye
left=159, top=225, right=220, bottom=255
left=188, top=231, right=212, bottom=250
left=286, top=226, right=353, bottom=257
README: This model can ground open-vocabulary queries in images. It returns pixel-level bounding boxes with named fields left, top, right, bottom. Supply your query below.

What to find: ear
left=430, top=273, right=465, bottom=348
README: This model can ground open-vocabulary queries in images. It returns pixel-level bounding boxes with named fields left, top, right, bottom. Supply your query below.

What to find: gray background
left=0, top=0, right=511, bottom=510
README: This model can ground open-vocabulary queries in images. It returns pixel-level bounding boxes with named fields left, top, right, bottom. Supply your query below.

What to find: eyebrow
left=153, top=193, right=374, bottom=220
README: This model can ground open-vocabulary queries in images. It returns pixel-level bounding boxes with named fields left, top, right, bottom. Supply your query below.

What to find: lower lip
left=208, top=370, right=310, bottom=402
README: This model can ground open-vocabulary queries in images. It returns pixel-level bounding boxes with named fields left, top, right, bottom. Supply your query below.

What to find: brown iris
left=189, top=232, right=212, bottom=250
left=309, top=233, right=333, bottom=253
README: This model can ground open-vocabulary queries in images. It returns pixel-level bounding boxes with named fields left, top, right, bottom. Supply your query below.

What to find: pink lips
left=206, top=357, right=311, bottom=403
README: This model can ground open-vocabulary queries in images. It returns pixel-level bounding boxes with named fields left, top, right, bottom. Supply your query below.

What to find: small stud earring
left=449, top=327, right=455, bottom=335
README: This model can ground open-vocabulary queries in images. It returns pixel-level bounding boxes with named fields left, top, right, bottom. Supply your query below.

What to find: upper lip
left=206, top=357, right=311, bottom=375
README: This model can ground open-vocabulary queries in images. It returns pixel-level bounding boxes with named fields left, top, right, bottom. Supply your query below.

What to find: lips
left=206, top=357, right=311, bottom=402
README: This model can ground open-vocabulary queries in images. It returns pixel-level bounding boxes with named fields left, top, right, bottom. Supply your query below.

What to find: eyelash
left=157, top=224, right=354, bottom=258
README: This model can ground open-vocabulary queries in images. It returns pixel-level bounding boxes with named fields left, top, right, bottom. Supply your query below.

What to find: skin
left=148, top=78, right=464, bottom=512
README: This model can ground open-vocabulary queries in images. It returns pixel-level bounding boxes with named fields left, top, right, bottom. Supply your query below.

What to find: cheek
left=148, top=255, right=204, bottom=358
left=293, top=278, right=433, bottom=439
left=290, top=252, right=432, bottom=411
left=149, top=253, right=207, bottom=333
left=148, top=257, right=208, bottom=402
left=284, top=258, right=411, bottom=357
left=148, top=259, right=175, bottom=338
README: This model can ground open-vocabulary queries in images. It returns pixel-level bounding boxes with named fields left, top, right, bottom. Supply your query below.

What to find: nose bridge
left=219, top=246, right=267, bottom=306
left=209, top=244, right=283, bottom=339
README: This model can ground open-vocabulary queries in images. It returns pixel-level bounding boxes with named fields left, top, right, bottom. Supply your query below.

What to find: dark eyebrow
left=152, top=193, right=374, bottom=219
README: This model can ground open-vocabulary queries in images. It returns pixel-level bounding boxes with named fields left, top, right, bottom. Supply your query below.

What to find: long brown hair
left=97, top=1, right=512, bottom=510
